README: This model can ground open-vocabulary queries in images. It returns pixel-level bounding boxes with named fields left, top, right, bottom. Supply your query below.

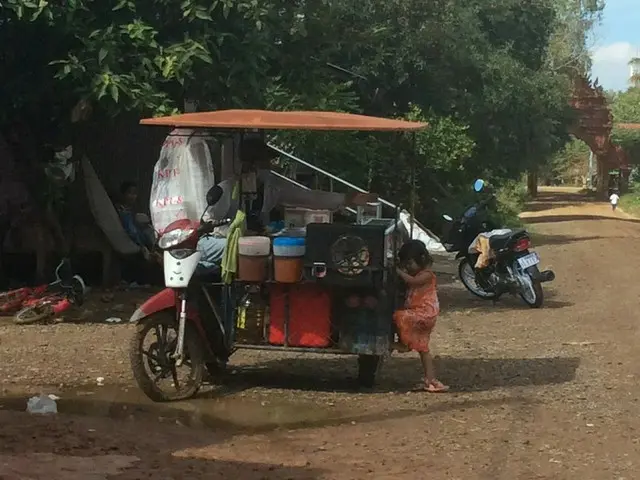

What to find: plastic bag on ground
left=398, top=210, right=445, bottom=252
left=26, top=395, right=58, bottom=414
left=150, top=129, right=217, bottom=234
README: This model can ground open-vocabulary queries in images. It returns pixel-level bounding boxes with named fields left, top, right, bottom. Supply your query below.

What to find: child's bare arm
left=396, top=268, right=434, bottom=287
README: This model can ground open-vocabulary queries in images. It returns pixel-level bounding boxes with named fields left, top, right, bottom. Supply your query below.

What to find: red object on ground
left=269, top=284, right=332, bottom=347
left=52, top=298, right=72, bottom=314
left=0, top=285, right=49, bottom=314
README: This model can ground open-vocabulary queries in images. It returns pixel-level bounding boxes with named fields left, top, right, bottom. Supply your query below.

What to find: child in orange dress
left=393, top=240, right=449, bottom=393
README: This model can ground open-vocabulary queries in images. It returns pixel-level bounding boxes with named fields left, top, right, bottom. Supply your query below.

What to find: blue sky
left=591, top=0, right=640, bottom=91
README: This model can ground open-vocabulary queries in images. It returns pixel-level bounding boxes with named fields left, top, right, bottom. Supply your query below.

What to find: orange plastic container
left=274, top=257, right=303, bottom=283
left=272, top=237, right=305, bottom=283
left=238, top=255, right=268, bottom=282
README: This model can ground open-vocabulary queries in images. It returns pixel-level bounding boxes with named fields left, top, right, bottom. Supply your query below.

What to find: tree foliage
left=610, top=88, right=640, bottom=166
left=542, top=137, right=591, bottom=186
left=546, top=0, right=604, bottom=76
left=0, top=0, right=588, bottom=223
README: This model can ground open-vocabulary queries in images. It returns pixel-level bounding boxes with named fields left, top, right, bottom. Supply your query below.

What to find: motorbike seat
left=194, top=265, right=222, bottom=283
left=489, top=229, right=526, bottom=250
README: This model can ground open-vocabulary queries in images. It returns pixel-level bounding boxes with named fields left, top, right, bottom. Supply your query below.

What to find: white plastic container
left=238, top=236, right=270, bottom=282
left=238, top=236, right=271, bottom=256
left=305, top=209, right=331, bottom=224
left=284, top=208, right=331, bottom=228
left=273, top=237, right=306, bottom=257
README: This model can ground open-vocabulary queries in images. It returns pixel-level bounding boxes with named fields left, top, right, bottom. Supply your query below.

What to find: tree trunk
left=527, top=170, right=538, bottom=197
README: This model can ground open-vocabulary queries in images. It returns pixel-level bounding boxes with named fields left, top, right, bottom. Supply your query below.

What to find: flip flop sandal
left=426, top=380, right=450, bottom=393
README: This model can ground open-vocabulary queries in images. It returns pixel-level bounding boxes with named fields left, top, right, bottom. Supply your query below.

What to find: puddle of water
left=0, top=385, right=350, bottom=433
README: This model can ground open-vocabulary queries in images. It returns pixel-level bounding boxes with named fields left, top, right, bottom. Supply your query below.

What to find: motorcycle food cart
left=129, top=109, right=428, bottom=401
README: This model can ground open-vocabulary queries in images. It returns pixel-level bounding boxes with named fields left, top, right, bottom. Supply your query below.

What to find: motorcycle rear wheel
left=458, top=259, right=496, bottom=300
left=518, top=273, right=544, bottom=308
left=130, top=312, right=205, bottom=402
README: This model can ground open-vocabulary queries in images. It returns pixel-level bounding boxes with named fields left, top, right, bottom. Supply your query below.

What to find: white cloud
left=591, top=42, right=637, bottom=91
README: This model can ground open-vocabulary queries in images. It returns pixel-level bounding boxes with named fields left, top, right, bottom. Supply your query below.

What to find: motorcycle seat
left=489, top=229, right=526, bottom=250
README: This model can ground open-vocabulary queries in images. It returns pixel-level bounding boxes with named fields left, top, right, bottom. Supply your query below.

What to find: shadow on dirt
left=435, top=355, right=580, bottom=392
left=437, top=284, right=572, bottom=311
left=529, top=233, right=623, bottom=247
left=524, top=214, right=640, bottom=225
left=216, top=354, right=580, bottom=396
left=525, top=201, right=585, bottom=213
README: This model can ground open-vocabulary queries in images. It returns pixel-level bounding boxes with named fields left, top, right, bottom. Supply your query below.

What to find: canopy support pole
left=409, top=133, right=417, bottom=239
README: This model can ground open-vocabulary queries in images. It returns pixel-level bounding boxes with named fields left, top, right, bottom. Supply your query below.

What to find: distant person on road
left=609, top=191, right=620, bottom=212
left=393, top=240, right=449, bottom=393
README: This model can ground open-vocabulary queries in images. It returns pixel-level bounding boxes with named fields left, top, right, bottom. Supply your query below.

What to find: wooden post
left=527, top=170, right=538, bottom=197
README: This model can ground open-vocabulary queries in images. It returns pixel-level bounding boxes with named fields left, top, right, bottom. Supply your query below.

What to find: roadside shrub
left=492, top=179, right=528, bottom=227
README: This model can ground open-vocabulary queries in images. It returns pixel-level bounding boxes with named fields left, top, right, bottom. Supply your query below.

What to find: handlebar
left=198, top=218, right=232, bottom=235
left=460, top=195, right=495, bottom=223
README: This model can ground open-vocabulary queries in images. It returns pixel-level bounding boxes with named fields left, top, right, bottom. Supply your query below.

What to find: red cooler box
left=269, top=284, right=332, bottom=347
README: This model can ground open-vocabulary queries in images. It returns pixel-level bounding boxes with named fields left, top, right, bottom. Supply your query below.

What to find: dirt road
left=1, top=187, right=639, bottom=479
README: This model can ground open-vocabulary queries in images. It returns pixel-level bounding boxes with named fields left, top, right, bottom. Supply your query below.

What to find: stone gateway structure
left=570, top=76, right=631, bottom=197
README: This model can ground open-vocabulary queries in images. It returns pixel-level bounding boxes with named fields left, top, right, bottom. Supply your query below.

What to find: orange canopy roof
left=140, top=109, right=428, bottom=131
left=616, top=123, right=640, bottom=130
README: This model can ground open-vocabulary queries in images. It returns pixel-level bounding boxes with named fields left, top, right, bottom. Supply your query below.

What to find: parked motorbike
left=129, top=185, right=233, bottom=402
left=441, top=179, right=555, bottom=308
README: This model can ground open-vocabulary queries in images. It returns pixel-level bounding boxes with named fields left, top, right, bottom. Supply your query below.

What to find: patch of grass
left=620, top=192, right=640, bottom=217
left=619, top=181, right=640, bottom=217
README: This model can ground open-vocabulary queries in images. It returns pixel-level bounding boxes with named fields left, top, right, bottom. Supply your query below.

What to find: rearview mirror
left=206, top=185, right=223, bottom=206
left=473, top=179, right=485, bottom=192
left=442, top=214, right=453, bottom=222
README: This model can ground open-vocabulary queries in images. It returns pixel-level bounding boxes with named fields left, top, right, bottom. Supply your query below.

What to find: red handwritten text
left=152, top=196, right=184, bottom=208
left=157, top=168, right=180, bottom=179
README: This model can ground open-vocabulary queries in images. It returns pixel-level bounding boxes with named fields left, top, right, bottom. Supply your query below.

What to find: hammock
left=81, top=157, right=140, bottom=256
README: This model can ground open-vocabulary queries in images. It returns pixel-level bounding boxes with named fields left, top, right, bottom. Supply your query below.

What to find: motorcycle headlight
left=158, top=227, right=195, bottom=249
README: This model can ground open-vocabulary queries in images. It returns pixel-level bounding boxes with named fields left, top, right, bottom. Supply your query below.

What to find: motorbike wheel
left=130, top=312, right=205, bottom=402
left=458, top=259, right=496, bottom=300
left=14, top=303, right=54, bottom=325
left=68, top=276, right=86, bottom=306
left=519, top=274, right=544, bottom=308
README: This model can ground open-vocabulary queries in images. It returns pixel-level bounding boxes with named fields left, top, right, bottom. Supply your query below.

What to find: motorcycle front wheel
left=458, top=259, right=496, bottom=300
left=129, top=312, right=205, bottom=402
